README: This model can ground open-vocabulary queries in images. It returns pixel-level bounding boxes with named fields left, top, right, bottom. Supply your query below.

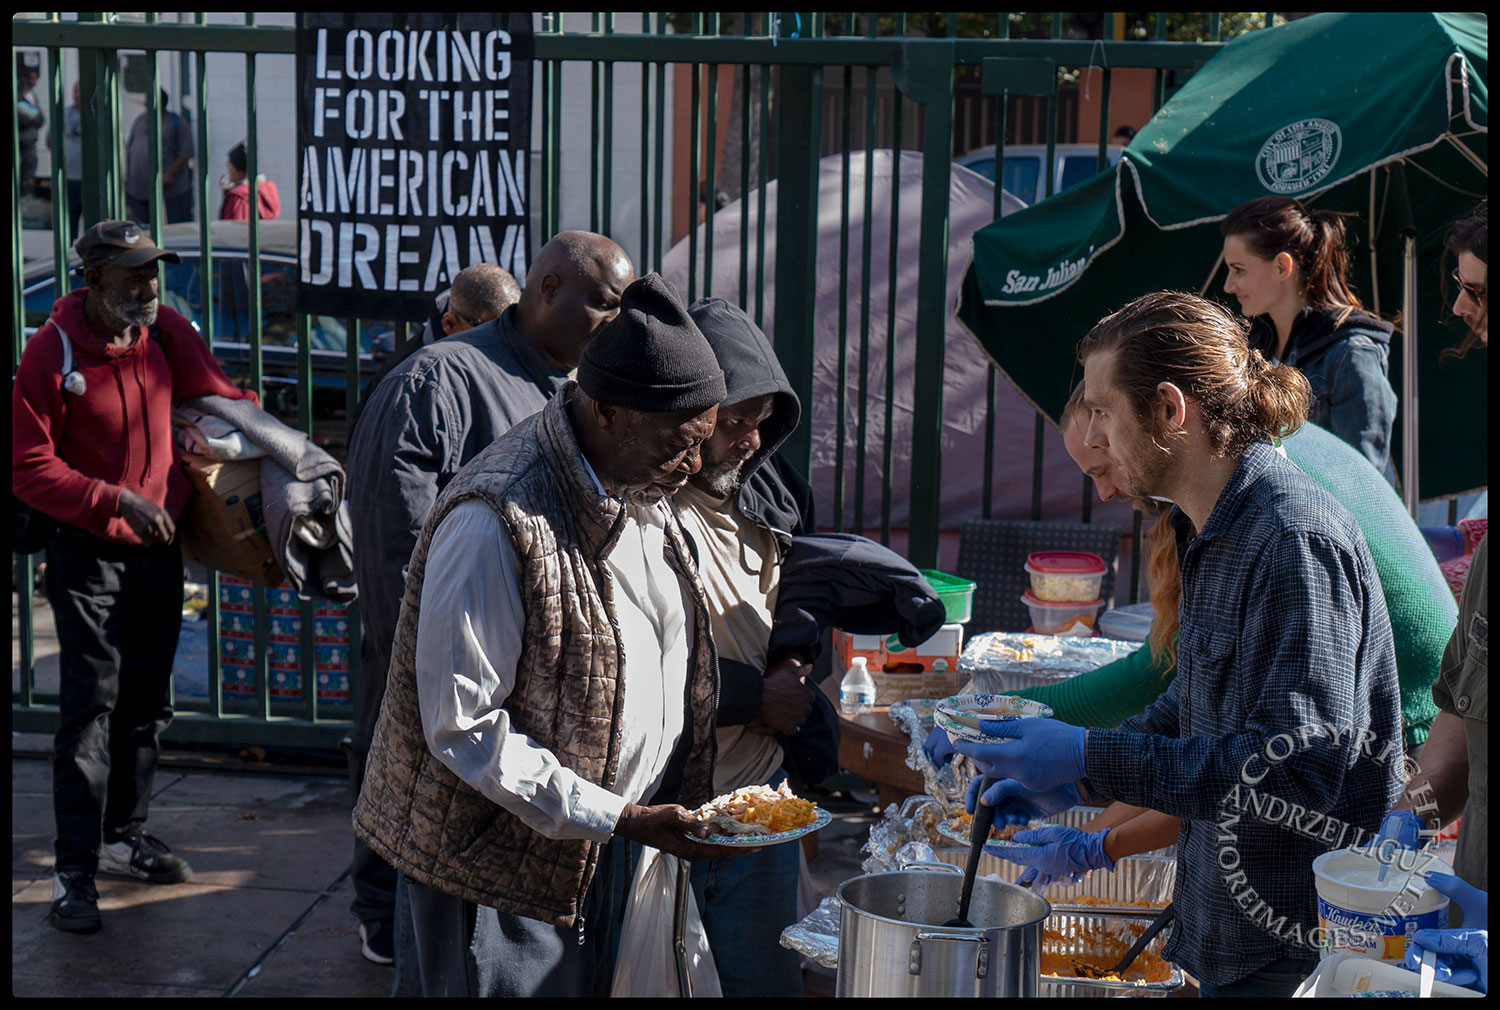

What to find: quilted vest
left=353, top=388, right=719, bottom=926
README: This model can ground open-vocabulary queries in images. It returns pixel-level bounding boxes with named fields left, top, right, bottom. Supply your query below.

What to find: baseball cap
left=75, top=220, right=182, bottom=271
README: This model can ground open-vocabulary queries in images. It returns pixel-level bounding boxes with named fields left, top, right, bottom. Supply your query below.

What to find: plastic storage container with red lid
left=1024, top=551, right=1106, bottom=602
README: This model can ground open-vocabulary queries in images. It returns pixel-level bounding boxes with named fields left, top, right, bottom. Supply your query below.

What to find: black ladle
left=1109, top=902, right=1176, bottom=977
left=1073, top=902, right=1177, bottom=979
left=945, top=774, right=997, bottom=928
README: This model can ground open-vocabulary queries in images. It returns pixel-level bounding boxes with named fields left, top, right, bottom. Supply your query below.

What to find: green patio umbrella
left=959, top=11, right=1487, bottom=504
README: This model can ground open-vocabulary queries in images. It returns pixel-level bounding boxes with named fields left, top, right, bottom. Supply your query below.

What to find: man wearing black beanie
left=355, top=273, right=753, bottom=997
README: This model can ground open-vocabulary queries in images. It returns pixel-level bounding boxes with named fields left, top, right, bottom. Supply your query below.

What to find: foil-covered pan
left=779, top=895, right=841, bottom=969
left=957, top=631, right=1143, bottom=695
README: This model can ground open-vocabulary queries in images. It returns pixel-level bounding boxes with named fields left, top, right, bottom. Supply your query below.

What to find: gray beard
left=700, top=462, right=746, bottom=499
left=99, top=294, right=159, bottom=332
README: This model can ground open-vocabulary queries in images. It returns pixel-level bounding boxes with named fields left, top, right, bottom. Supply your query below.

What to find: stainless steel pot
left=835, top=866, right=1048, bottom=997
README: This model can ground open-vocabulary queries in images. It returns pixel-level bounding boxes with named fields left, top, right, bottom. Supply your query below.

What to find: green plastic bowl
left=919, top=568, right=976, bottom=625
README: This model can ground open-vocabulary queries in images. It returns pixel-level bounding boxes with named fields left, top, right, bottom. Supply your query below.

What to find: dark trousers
left=66, top=179, right=83, bottom=236
left=45, top=524, right=183, bottom=874
left=126, top=190, right=193, bottom=226
left=345, top=637, right=398, bottom=926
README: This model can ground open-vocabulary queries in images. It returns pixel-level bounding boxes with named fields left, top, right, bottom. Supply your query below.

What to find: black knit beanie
left=577, top=273, right=727, bottom=413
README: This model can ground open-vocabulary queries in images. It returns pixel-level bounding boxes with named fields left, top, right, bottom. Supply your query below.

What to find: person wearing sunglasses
left=1389, top=201, right=1488, bottom=995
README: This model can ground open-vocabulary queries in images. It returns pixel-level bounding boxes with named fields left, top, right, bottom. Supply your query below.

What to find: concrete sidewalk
left=10, top=731, right=875, bottom=997
left=11, top=740, right=393, bottom=998
left=12, top=578, right=874, bottom=996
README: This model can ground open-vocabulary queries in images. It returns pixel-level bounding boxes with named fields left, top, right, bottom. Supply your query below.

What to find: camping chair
left=955, top=518, right=1121, bottom=634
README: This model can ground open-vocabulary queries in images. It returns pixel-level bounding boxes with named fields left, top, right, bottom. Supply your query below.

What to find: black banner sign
left=296, top=13, right=533, bottom=321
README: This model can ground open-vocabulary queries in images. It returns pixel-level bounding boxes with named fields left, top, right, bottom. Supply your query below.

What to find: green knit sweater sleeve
left=1007, top=630, right=1178, bottom=729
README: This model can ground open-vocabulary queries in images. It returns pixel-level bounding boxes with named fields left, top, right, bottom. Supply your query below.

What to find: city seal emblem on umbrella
left=1256, top=118, right=1344, bottom=194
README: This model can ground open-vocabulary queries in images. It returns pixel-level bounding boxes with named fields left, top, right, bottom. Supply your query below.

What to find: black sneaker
left=359, top=918, right=395, bottom=965
left=49, top=870, right=102, bottom=934
left=98, top=831, right=193, bottom=884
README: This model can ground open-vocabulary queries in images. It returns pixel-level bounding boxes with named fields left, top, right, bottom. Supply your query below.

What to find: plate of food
left=934, top=693, right=1053, bottom=744
left=686, top=781, right=832, bottom=846
left=937, top=814, right=1047, bottom=850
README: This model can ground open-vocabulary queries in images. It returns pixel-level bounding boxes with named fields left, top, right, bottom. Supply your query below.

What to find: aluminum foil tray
left=957, top=631, right=1143, bottom=695
left=930, top=806, right=1176, bottom=906
left=1040, top=906, right=1183, bottom=998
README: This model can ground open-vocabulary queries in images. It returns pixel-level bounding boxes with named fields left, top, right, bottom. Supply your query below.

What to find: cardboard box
left=178, top=453, right=285, bottom=586
left=215, top=574, right=353, bottom=708
left=835, top=624, right=965, bottom=705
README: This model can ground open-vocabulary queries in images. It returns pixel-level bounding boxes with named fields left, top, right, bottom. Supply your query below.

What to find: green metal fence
left=13, top=12, right=1233, bottom=747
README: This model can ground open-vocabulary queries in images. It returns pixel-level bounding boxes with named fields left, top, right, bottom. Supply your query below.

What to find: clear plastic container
left=1025, top=551, right=1106, bottom=602
left=1020, top=591, right=1104, bottom=635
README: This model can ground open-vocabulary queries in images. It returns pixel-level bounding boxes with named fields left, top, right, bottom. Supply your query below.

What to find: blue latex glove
left=1374, top=810, right=1422, bottom=852
left=953, top=717, right=1087, bottom=791
left=990, top=824, right=1115, bottom=894
left=923, top=726, right=956, bottom=766
left=965, top=776, right=1081, bottom=824
left=1402, top=873, right=1488, bottom=994
left=1377, top=809, right=1424, bottom=850
left=1373, top=810, right=1427, bottom=882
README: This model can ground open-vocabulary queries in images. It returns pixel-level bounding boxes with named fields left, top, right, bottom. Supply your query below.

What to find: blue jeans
left=391, top=838, right=621, bottom=997
left=687, top=773, right=804, bottom=997
left=1197, top=955, right=1320, bottom=998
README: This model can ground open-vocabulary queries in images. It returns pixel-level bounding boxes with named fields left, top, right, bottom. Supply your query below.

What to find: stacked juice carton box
left=217, top=575, right=352, bottom=707
left=834, top=624, right=966, bottom=706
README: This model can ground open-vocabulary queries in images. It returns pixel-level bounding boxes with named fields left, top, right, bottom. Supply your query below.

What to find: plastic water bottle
left=840, top=656, right=876, bottom=716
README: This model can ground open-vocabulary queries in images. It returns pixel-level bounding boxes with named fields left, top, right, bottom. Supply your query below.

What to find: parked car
left=954, top=143, right=1125, bottom=206
left=19, top=220, right=405, bottom=459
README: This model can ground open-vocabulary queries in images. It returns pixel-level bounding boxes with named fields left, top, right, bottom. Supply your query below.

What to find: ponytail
left=1222, top=196, right=1367, bottom=317
left=1242, top=348, right=1311, bottom=443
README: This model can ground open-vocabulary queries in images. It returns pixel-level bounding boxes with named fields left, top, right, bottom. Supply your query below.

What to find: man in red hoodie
left=12, top=220, right=258, bottom=934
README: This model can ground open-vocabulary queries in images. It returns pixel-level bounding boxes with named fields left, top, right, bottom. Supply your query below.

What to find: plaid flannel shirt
left=1083, top=440, right=1405, bottom=986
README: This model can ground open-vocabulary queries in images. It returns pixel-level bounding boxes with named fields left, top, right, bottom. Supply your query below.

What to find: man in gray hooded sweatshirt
left=676, top=297, right=818, bottom=996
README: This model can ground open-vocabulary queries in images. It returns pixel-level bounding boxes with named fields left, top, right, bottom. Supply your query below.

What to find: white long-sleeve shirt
left=413, top=492, right=691, bottom=845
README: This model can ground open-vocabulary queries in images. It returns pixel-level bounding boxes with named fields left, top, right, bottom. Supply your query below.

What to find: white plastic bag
left=610, top=846, right=723, bottom=997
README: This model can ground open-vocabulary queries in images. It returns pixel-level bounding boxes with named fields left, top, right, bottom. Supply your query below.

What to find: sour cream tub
left=1312, top=847, right=1449, bottom=962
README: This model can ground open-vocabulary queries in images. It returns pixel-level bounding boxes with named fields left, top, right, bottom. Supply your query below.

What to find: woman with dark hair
left=1220, top=195, right=1397, bottom=474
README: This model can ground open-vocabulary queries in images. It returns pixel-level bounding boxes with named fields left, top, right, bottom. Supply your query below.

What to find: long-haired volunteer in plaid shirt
left=955, top=290, right=1404, bottom=997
